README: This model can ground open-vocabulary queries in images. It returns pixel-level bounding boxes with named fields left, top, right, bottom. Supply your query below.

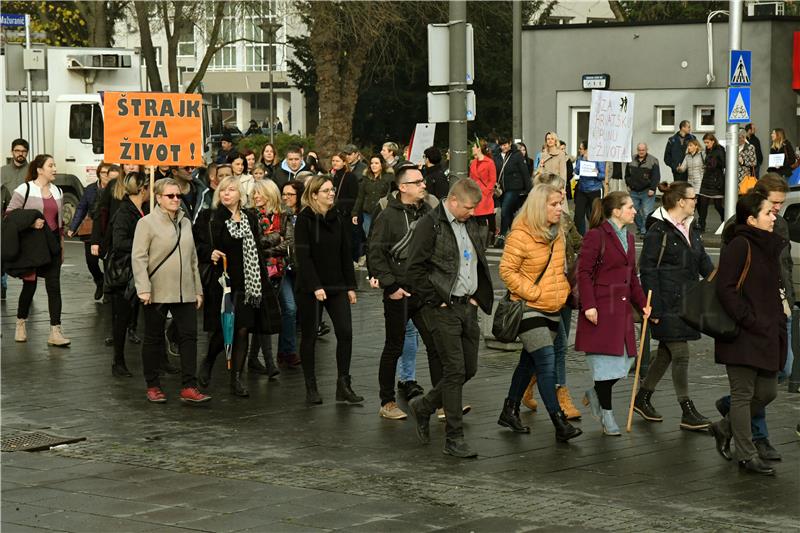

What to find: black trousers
left=573, top=188, right=602, bottom=236
left=378, top=295, right=441, bottom=405
left=473, top=214, right=496, bottom=248
left=83, top=241, right=103, bottom=284
left=697, top=196, right=724, bottom=230
left=297, top=291, right=352, bottom=380
left=141, top=302, right=198, bottom=388
left=111, top=292, right=135, bottom=363
left=415, top=303, right=479, bottom=440
left=17, top=260, right=62, bottom=325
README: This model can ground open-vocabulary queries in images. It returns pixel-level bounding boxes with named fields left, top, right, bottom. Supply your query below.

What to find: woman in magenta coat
left=469, top=139, right=497, bottom=246
left=575, top=191, right=650, bottom=435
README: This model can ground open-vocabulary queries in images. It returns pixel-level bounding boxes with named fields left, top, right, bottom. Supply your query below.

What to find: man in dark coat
left=745, top=123, right=764, bottom=177
left=493, top=137, right=531, bottom=246
left=406, top=178, right=493, bottom=458
left=663, top=120, right=696, bottom=182
left=368, top=164, right=440, bottom=420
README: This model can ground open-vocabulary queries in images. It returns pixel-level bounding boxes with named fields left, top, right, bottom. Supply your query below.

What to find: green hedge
left=235, top=133, right=315, bottom=159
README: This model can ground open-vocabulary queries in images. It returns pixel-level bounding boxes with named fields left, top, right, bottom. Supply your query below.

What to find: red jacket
left=575, top=221, right=647, bottom=356
left=469, top=157, right=496, bottom=216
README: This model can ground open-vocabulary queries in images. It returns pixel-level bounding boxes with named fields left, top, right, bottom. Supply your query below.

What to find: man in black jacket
left=745, top=123, right=764, bottom=177
left=663, top=120, right=695, bottom=182
left=406, top=178, right=493, bottom=458
left=368, top=164, right=440, bottom=420
left=493, top=137, right=531, bottom=246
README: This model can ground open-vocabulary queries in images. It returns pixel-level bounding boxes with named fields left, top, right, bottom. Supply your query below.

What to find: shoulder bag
left=492, top=239, right=555, bottom=343
left=679, top=241, right=751, bottom=341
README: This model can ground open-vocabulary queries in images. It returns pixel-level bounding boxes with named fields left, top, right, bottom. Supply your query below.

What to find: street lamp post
left=259, top=19, right=282, bottom=145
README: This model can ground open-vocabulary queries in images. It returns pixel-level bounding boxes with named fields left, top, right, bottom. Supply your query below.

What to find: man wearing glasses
left=368, top=163, right=441, bottom=421
left=1, top=138, right=30, bottom=299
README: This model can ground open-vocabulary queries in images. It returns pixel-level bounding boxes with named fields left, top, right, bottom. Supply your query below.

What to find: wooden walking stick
left=626, top=289, right=653, bottom=433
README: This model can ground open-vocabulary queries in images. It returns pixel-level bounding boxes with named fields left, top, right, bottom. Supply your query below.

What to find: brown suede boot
left=522, top=374, right=538, bottom=411
left=557, top=386, right=581, bottom=420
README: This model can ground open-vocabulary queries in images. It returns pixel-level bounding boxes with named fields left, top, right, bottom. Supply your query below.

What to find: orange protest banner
left=103, top=91, right=203, bottom=167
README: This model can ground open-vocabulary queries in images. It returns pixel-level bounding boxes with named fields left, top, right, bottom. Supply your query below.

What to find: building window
left=177, top=41, right=195, bottom=58
left=211, top=93, right=237, bottom=127
left=154, top=46, right=162, bottom=67
left=545, top=16, right=574, bottom=25
left=655, top=106, right=675, bottom=132
left=694, top=105, right=715, bottom=132
left=207, top=3, right=237, bottom=71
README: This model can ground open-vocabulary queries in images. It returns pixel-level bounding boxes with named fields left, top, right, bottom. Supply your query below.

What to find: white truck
left=2, top=45, right=145, bottom=226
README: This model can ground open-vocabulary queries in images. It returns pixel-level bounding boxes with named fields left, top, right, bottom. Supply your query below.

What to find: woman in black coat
left=329, top=152, right=361, bottom=262
left=697, top=133, right=726, bottom=232
left=106, top=173, right=149, bottom=377
left=294, top=175, right=362, bottom=405
left=709, top=192, right=787, bottom=476
left=194, top=175, right=280, bottom=397
left=636, top=182, right=714, bottom=430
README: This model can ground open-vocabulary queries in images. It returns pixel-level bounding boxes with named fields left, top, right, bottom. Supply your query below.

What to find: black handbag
left=104, top=251, right=132, bottom=292
left=492, top=240, right=554, bottom=342
left=679, top=241, right=751, bottom=341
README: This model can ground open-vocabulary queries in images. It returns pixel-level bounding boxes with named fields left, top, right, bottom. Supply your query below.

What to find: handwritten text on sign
left=587, top=90, right=635, bottom=163
left=103, top=92, right=203, bottom=166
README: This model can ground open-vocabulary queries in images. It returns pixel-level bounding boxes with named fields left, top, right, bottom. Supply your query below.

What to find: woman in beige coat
left=536, top=132, right=568, bottom=182
left=132, top=178, right=208, bottom=404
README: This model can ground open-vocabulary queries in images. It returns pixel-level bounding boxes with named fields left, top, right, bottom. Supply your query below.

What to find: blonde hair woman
left=535, top=132, right=567, bottom=181
left=245, top=178, right=286, bottom=377
left=497, top=183, right=582, bottom=442
left=521, top=173, right=583, bottom=420
left=295, top=175, right=361, bottom=405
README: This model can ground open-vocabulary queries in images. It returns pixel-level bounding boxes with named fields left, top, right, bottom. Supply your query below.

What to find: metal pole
left=512, top=1, right=522, bottom=140
left=24, top=14, right=34, bottom=155
left=269, top=27, right=275, bottom=146
left=724, top=0, right=743, bottom=223
left=448, top=0, right=468, bottom=181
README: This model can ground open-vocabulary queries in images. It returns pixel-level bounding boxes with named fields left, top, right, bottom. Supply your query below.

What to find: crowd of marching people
left=1, top=120, right=798, bottom=467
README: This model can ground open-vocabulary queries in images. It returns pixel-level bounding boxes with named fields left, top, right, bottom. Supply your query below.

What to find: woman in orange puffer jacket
left=497, top=182, right=582, bottom=443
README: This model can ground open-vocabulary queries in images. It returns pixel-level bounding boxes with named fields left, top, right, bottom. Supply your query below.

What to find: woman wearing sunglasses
left=131, top=178, right=209, bottom=404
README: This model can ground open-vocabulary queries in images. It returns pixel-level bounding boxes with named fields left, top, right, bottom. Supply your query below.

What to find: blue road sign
left=1, top=13, right=26, bottom=27
left=727, top=87, right=751, bottom=124
left=729, top=50, right=751, bottom=86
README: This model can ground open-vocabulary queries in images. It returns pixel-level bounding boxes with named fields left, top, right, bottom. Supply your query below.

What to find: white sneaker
left=379, top=401, right=407, bottom=420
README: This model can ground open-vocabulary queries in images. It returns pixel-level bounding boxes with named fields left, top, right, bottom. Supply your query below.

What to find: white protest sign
left=587, top=90, right=635, bottom=162
left=769, top=153, right=785, bottom=168
left=407, top=123, right=436, bottom=166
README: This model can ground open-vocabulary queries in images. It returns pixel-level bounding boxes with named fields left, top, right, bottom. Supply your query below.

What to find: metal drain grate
left=1, top=431, right=86, bottom=452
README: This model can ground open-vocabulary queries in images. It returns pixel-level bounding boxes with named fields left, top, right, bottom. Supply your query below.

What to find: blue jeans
left=630, top=190, right=655, bottom=234
left=554, top=307, right=572, bottom=385
left=499, top=190, right=523, bottom=236
left=718, top=395, right=767, bottom=441
left=396, top=320, right=418, bottom=382
left=362, top=213, right=373, bottom=238
left=508, top=345, right=559, bottom=414
left=278, top=273, right=297, bottom=354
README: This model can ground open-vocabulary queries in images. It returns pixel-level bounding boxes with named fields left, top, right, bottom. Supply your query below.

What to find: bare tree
left=134, top=1, right=163, bottom=91
left=608, top=1, right=626, bottom=22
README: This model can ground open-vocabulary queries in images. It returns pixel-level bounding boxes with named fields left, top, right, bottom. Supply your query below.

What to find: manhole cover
left=1, top=431, right=86, bottom=452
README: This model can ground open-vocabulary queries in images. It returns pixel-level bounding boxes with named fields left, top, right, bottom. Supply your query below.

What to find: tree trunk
left=134, top=1, right=163, bottom=91
left=308, top=3, right=370, bottom=160
left=185, top=1, right=226, bottom=94
left=75, top=1, right=108, bottom=47
left=608, top=1, right=626, bottom=22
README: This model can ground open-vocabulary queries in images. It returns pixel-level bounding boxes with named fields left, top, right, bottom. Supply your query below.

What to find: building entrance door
left=570, top=107, right=590, bottom=157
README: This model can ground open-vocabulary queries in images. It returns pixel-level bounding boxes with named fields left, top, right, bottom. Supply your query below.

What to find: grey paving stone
left=0, top=523, right=68, bottom=533
left=130, top=504, right=218, bottom=526
left=337, top=517, right=439, bottom=532
left=290, top=508, right=377, bottom=529
left=33, top=492, right=165, bottom=518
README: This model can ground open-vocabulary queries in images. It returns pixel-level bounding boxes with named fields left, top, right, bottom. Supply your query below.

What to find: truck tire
left=62, top=191, right=79, bottom=229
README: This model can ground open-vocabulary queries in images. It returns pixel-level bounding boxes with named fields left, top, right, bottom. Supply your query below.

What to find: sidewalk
left=1, top=242, right=798, bottom=532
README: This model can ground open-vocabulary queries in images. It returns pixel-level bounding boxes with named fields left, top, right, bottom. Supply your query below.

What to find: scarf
left=225, top=217, right=262, bottom=306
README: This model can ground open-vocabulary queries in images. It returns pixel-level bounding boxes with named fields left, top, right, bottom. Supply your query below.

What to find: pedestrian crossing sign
left=727, top=87, right=750, bottom=124
left=729, top=50, right=751, bottom=86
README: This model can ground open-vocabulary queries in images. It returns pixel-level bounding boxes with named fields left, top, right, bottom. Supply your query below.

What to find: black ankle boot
left=111, top=361, right=133, bottom=377
left=305, top=378, right=322, bottom=405
left=633, top=388, right=663, bottom=422
left=336, top=375, right=364, bottom=403
left=549, top=410, right=583, bottom=442
left=264, top=353, right=280, bottom=381
left=248, top=354, right=269, bottom=374
left=679, top=399, right=711, bottom=430
left=230, top=371, right=249, bottom=397
left=497, top=398, right=530, bottom=433
left=198, top=356, right=213, bottom=388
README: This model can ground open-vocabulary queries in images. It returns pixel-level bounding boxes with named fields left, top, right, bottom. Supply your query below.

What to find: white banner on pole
left=407, top=123, right=436, bottom=166
left=587, top=90, right=635, bottom=162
